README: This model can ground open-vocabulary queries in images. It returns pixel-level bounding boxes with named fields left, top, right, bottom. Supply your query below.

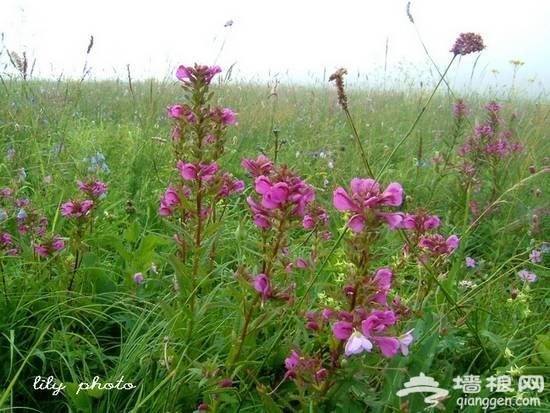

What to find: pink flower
left=220, top=108, right=237, bottom=125
left=177, top=161, right=218, bottom=182
left=284, top=350, right=300, bottom=372
left=376, top=212, right=403, bottom=232
left=255, top=177, right=289, bottom=209
left=419, top=234, right=459, bottom=255
left=333, top=178, right=403, bottom=232
left=361, top=310, right=397, bottom=337
left=371, top=267, right=393, bottom=304
left=166, top=104, right=184, bottom=119
left=205, top=65, right=222, bottom=83
left=344, top=331, right=373, bottom=356
left=33, top=243, right=48, bottom=257
left=32, top=235, right=65, bottom=257
left=60, top=200, right=94, bottom=218
left=176, top=65, right=192, bottom=81
left=302, top=214, right=315, bottom=229
left=253, top=273, right=271, bottom=303
left=372, top=336, right=400, bottom=358
left=446, top=235, right=460, bottom=253
left=332, top=321, right=353, bottom=341
left=241, top=155, right=274, bottom=177
left=52, top=236, right=65, bottom=251
left=78, top=180, right=107, bottom=198
left=379, top=182, right=403, bottom=207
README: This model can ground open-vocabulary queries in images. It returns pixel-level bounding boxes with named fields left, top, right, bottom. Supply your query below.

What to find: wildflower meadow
left=0, top=32, right=549, bottom=412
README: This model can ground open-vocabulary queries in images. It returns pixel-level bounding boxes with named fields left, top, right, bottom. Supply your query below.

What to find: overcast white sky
left=1, top=0, right=549, bottom=92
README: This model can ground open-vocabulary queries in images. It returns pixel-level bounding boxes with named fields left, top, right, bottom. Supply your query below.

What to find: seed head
left=329, top=68, right=349, bottom=111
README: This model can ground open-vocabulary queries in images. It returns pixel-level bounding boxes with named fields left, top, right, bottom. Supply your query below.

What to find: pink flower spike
left=374, top=336, right=400, bottom=358
left=344, top=331, right=373, bottom=356
left=332, top=321, right=353, bottom=341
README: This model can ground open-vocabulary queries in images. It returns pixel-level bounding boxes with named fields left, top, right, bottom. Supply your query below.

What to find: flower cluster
left=78, top=179, right=107, bottom=199
left=397, top=209, right=459, bottom=260
left=166, top=64, right=236, bottom=161
left=176, top=64, right=222, bottom=86
left=457, top=101, right=523, bottom=161
left=284, top=349, right=327, bottom=384
left=33, top=235, right=65, bottom=257
left=159, top=162, right=243, bottom=219
left=518, top=270, right=537, bottom=283
left=333, top=178, right=403, bottom=232
left=85, top=151, right=111, bottom=174
left=243, top=156, right=316, bottom=230
left=61, top=200, right=94, bottom=219
left=0, top=232, right=18, bottom=256
left=450, top=32, right=485, bottom=56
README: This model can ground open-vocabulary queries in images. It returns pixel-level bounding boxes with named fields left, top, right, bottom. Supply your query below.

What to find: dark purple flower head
left=451, top=32, right=485, bottom=56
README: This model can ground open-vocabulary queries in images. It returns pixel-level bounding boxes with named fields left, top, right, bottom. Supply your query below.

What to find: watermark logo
left=396, top=373, right=449, bottom=409
left=397, top=372, right=544, bottom=411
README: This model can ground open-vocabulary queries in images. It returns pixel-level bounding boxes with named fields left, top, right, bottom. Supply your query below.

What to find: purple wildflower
left=450, top=32, right=485, bottom=56
left=518, top=270, right=537, bottom=283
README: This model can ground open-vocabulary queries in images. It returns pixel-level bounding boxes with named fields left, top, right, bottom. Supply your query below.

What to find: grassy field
left=0, top=67, right=548, bottom=413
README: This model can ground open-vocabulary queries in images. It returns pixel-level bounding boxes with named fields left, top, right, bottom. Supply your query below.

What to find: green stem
left=377, top=55, right=456, bottom=180
left=343, top=109, right=374, bottom=178
left=228, top=294, right=260, bottom=371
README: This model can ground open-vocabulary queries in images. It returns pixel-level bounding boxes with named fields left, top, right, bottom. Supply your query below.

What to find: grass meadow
left=0, top=54, right=549, bottom=412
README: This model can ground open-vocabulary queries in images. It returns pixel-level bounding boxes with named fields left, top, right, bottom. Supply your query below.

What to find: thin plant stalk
left=377, top=56, right=456, bottom=180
